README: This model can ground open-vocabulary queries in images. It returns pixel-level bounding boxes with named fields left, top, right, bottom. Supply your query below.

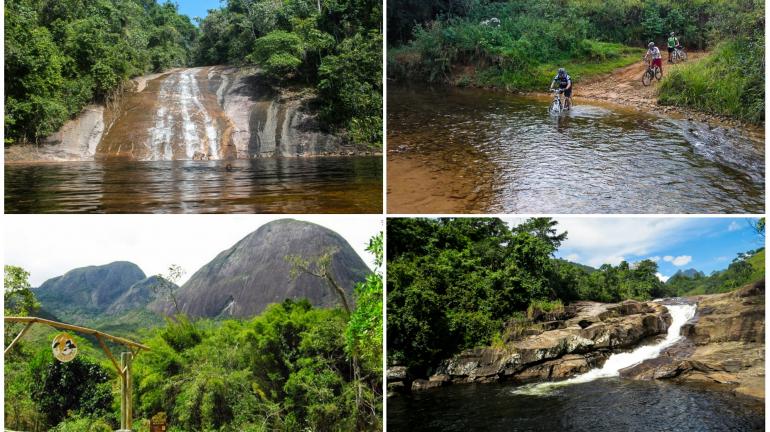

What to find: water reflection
left=388, top=86, right=764, bottom=213
left=5, top=157, right=382, bottom=213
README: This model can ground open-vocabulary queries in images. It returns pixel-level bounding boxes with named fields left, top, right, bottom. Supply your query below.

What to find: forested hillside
left=6, top=0, right=382, bottom=147
left=386, top=217, right=764, bottom=375
left=4, top=234, right=384, bottom=431
left=5, top=0, right=196, bottom=143
left=667, top=248, right=765, bottom=296
left=387, top=0, right=763, bottom=123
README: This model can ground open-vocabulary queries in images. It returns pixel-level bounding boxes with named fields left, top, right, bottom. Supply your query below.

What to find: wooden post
left=120, top=352, right=133, bottom=431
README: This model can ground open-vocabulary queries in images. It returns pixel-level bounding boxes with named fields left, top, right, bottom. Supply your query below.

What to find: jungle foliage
left=194, top=0, right=383, bottom=147
left=386, top=218, right=763, bottom=375
left=5, top=0, right=197, bottom=143
left=6, top=0, right=382, bottom=148
left=4, top=234, right=384, bottom=432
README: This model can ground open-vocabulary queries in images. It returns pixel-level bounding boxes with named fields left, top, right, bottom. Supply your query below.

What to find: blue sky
left=173, top=0, right=222, bottom=23
left=507, top=217, right=764, bottom=282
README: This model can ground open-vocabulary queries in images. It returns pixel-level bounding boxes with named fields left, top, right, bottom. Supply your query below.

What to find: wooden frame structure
left=5, top=316, right=150, bottom=431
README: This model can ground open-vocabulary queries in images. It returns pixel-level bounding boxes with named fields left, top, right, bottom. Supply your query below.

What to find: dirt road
left=577, top=51, right=709, bottom=111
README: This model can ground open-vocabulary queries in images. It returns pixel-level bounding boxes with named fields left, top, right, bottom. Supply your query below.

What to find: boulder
left=432, top=299, right=671, bottom=387
left=620, top=281, right=765, bottom=402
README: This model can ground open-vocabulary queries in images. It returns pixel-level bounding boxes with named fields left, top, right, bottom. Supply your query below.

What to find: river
left=4, top=158, right=382, bottom=213
left=388, top=304, right=763, bottom=431
left=387, top=86, right=764, bottom=213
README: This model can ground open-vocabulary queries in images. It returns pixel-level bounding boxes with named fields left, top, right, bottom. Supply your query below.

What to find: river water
left=388, top=378, right=763, bottom=431
left=388, top=303, right=763, bottom=431
left=387, top=87, right=764, bottom=213
left=4, top=158, right=382, bottom=213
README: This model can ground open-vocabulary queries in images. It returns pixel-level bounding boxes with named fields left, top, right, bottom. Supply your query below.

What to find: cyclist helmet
left=670, top=32, right=675, bottom=36
left=558, top=67, right=565, bottom=76
left=648, top=41, right=655, bottom=48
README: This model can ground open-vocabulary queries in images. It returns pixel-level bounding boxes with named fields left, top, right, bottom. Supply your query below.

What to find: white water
left=145, top=69, right=221, bottom=160
left=513, top=303, right=697, bottom=395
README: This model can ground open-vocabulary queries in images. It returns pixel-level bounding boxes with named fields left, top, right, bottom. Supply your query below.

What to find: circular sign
left=52, top=333, right=78, bottom=362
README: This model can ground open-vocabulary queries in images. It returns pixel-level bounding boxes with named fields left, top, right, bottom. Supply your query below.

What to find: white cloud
left=728, top=221, right=741, bottom=232
left=565, top=253, right=580, bottom=262
left=671, top=255, right=692, bottom=266
left=4, top=215, right=383, bottom=286
left=663, top=255, right=692, bottom=266
left=649, top=256, right=661, bottom=262
left=542, top=218, right=701, bottom=269
left=656, top=273, right=670, bottom=283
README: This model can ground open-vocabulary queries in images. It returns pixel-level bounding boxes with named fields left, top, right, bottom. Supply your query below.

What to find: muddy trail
left=578, top=51, right=710, bottom=109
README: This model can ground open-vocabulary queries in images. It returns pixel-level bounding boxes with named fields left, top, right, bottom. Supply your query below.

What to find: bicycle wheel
left=680, top=50, right=687, bottom=61
left=550, top=100, right=561, bottom=114
left=654, top=66, right=662, bottom=80
left=642, top=70, right=652, bottom=86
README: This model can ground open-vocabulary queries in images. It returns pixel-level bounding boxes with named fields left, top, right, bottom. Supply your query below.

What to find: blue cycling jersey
left=554, top=73, right=571, bottom=88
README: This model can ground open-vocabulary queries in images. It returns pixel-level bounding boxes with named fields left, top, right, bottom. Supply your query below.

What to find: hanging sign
left=52, top=333, right=78, bottom=362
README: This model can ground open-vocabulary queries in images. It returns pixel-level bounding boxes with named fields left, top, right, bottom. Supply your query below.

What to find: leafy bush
left=659, top=39, right=764, bottom=123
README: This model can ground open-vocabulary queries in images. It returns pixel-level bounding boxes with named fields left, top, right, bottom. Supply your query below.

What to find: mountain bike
left=671, top=45, right=687, bottom=63
left=550, top=89, right=564, bottom=114
left=642, top=61, right=662, bottom=86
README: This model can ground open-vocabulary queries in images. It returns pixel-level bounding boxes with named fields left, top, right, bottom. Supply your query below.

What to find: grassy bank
left=659, top=40, right=764, bottom=123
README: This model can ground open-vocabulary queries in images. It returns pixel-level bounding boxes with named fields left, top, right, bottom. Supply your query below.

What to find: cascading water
left=513, top=303, right=697, bottom=395
left=143, top=68, right=222, bottom=160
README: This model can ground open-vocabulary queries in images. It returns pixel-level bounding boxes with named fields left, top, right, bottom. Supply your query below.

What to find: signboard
left=52, top=333, right=78, bottom=362
left=151, top=412, right=167, bottom=432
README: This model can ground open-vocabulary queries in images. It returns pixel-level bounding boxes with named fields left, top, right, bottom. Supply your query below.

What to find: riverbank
left=387, top=299, right=673, bottom=393
left=390, top=48, right=763, bottom=142
left=388, top=282, right=765, bottom=408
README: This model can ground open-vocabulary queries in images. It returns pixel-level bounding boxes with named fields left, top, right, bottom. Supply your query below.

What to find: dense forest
left=386, top=218, right=765, bottom=375
left=5, top=0, right=382, bottom=147
left=4, top=234, right=383, bottom=432
left=387, top=0, right=763, bottom=123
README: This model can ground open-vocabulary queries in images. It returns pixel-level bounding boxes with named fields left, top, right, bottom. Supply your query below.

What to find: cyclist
left=549, top=67, right=573, bottom=110
left=644, top=42, right=662, bottom=74
left=667, top=32, right=679, bottom=63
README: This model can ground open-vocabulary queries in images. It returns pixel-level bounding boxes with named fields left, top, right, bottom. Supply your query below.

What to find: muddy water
left=4, top=158, right=382, bottom=213
left=387, top=86, right=764, bottom=213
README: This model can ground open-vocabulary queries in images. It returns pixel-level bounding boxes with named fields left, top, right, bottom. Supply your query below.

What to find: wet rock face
left=401, top=300, right=671, bottom=392
left=620, top=281, right=765, bottom=402
left=12, top=67, right=363, bottom=162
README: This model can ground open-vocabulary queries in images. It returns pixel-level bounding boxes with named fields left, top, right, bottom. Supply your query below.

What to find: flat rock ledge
left=620, top=280, right=765, bottom=404
left=389, top=299, right=672, bottom=394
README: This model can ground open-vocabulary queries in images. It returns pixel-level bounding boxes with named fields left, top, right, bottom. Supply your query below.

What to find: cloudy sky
left=4, top=215, right=382, bottom=286
left=504, top=217, right=762, bottom=282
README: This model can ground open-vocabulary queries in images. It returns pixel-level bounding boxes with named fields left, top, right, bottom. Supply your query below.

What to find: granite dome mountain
left=152, top=219, right=371, bottom=318
left=33, top=261, right=168, bottom=323
left=32, top=219, right=370, bottom=322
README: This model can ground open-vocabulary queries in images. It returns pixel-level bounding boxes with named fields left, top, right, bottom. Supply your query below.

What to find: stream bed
left=387, top=86, right=764, bottom=213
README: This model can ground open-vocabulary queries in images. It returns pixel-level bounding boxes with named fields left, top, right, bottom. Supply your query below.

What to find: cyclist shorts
left=561, top=87, right=572, bottom=97
left=667, top=46, right=674, bottom=53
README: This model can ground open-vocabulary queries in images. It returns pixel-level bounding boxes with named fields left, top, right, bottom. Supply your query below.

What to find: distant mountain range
left=34, top=261, right=169, bottom=323
left=32, top=219, right=370, bottom=326
left=667, top=268, right=706, bottom=282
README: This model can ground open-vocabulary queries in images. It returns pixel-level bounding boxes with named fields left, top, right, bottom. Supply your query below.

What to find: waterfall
left=513, top=303, right=696, bottom=395
left=144, top=68, right=222, bottom=160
